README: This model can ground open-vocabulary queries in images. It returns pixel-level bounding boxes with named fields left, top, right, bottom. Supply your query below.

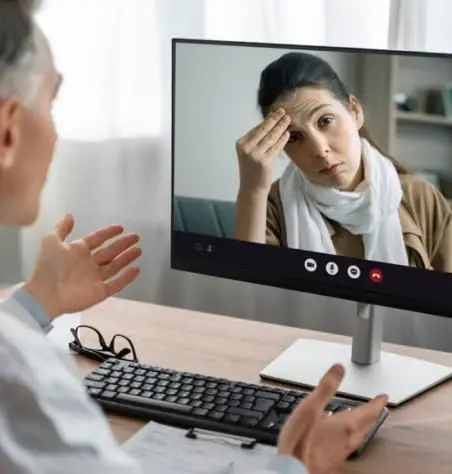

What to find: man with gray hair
left=0, top=2, right=388, bottom=473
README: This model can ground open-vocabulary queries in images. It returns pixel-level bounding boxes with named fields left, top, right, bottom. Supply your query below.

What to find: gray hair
left=0, top=0, right=50, bottom=106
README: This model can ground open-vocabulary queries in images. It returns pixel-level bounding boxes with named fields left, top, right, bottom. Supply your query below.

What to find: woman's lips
left=320, top=162, right=342, bottom=174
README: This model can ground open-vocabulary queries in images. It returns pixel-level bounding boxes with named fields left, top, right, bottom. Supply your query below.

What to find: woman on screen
left=234, top=52, right=452, bottom=272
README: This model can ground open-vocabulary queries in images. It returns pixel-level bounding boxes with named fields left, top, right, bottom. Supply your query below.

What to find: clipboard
left=122, top=421, right=277, bottom=473
left=185, top=427, right=258, bottom=449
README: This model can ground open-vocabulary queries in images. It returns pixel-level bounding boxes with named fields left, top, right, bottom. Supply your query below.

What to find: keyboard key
left=254, top=399, right=275, bottom=412
left=240, top=402, right=253, bottom=410
left=227, top=407, right=263, bottom=420
left=117, top=394, right=193, bottom=413
left=87, top=388, right=102, bottom=396
left=224, top=414, right=240, bottom=424
left=105, top=377, right=119, bottom=384
left=209, top=411, right=224, bottom=420
left=95, top=368, right=110, bottom=376
left=256, top=390, right=280, bottom=401
left=241, top=417, right=259, bottom=427
left=86, top=374, right=104, bottom=382
left=276, top=402, right=291, bottom=411
left=101, top=391, right=116, bottom=400
left=227, top=400, right=240, bottom=408
left=282, top=395, right=295, bottom=402
left=85, top=380, right=106, bottom=389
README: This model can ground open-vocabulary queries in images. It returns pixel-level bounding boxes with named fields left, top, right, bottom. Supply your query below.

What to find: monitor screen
left=171, top=38, right=452, bottom=318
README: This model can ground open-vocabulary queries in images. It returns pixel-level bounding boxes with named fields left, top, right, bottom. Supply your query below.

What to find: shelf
left=396, top=111, right=452, bottom=127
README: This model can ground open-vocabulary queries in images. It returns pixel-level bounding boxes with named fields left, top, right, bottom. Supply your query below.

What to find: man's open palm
left=25, top=214, right=142, bottom=319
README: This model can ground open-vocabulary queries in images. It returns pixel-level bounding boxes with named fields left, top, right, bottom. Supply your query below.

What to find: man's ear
left=349, top=95, right=364, bottom=130
left=0, top=99, right=22, bottom=171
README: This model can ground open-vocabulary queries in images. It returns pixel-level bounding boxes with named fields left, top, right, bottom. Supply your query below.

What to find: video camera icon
left=304, top=258, right=318, bottom=272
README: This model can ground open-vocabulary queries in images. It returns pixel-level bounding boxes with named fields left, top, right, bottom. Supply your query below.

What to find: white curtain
left=390, top=0, right=452, bottom=54
left=18, top=0, right=452, bottom=351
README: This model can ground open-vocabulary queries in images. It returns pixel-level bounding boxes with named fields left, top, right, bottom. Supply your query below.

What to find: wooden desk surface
left=74, top=297, right=452, bottom=473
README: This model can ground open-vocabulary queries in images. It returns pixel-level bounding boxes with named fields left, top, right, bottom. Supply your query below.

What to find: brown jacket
left=266, top=174, right=452, bottom=272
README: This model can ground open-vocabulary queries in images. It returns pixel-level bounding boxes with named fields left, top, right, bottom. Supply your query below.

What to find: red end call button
left=369, top=268, right=383, bottom=283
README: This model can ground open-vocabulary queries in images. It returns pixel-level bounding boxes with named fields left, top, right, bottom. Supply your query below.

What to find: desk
left=32, top=295, right=452, bottom=472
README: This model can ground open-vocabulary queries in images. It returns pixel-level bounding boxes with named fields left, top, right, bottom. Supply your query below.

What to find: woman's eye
left=288, top=132, right=301, bottom=143
left=318, top=116, right=333, bottom=127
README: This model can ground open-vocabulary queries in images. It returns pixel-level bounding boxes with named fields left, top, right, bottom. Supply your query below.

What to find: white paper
left=122, top=422, right=277, bottom=474
left=47, top=313, right=81, bottom=353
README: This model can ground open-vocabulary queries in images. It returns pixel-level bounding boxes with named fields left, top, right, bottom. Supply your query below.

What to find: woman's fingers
left=265, top=130, right=290, bottom=160
left=238, top=108, right=288, bottom=153
left=256, top=114, right=291, bottom=155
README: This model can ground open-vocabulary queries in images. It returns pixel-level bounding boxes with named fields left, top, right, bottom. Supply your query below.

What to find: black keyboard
left=84, top=358, right=389, bottom=457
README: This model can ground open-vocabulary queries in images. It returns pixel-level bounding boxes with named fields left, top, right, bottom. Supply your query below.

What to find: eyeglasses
left=69, top=325, right=139, bottom=363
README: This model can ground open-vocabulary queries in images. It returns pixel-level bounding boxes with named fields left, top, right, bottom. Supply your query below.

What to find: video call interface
left=173, top=41, right=452, bottom=281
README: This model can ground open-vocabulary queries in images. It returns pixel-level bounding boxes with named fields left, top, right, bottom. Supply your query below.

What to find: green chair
left=174, top=196, right=235, bottom=238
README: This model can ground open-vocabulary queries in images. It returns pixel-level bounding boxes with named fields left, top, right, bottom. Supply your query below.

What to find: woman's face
left=272, top=86, right=364, bottom=190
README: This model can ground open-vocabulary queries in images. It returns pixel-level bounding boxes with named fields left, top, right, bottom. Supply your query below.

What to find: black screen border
left=171, top=37, right=452, bottom=320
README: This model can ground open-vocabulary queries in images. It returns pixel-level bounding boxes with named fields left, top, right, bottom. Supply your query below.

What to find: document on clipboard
left=122, top=422, right=278, bottom=473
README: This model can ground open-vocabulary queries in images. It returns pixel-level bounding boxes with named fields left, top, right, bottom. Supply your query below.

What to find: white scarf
left=279, top=138, right=408, bottom=265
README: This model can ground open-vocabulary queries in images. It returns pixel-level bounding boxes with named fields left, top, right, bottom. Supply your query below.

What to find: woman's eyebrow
left=306, top=104, right=330, bottom=120
left=288, top=104, right=331, bottom=128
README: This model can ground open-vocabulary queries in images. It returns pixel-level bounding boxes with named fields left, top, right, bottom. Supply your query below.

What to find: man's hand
left=278, top=365, right=388, bottom=474
left=24, top=214, right=142, bottom=320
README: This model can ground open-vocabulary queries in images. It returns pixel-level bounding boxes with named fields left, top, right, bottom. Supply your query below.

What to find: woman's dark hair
left=257, top=52, right=408, bottom=174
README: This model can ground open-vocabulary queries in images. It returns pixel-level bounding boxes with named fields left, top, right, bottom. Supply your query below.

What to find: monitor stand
left=260, top=303, right=452, bottom=407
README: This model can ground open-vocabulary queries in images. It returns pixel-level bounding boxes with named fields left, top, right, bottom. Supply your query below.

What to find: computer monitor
left=171, top=38, right=452, bottom=407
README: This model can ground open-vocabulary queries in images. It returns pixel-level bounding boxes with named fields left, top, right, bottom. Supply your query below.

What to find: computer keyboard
left=84, top=358, right=389, bottom=457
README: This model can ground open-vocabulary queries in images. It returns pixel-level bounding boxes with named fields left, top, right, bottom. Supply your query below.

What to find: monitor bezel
left=171, top=37, right=452, bottom=320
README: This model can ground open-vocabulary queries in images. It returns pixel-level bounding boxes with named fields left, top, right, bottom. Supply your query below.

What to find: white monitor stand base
left=260, top=304, right=452, bottom=407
